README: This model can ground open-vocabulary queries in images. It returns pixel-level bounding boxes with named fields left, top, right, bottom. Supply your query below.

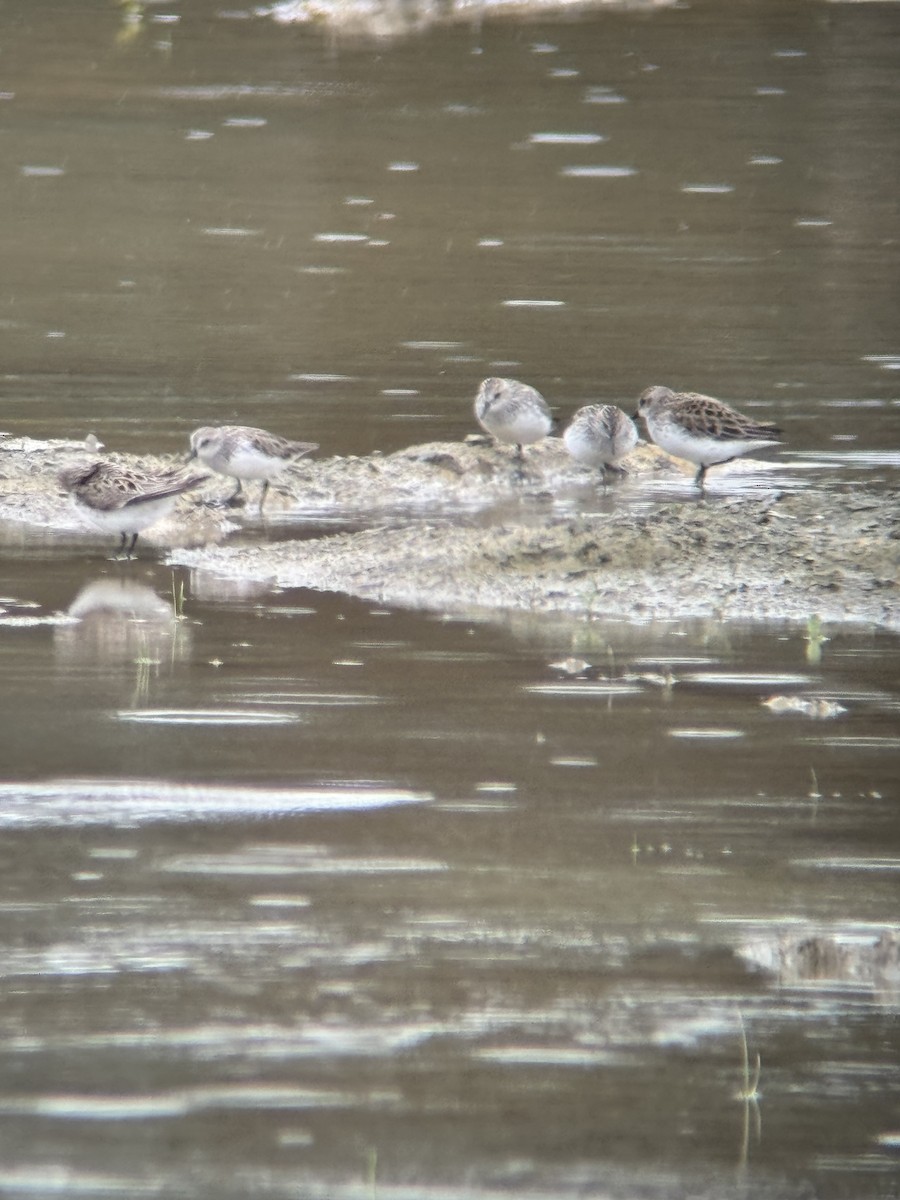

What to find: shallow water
left=1, top=1, right=899, bottom=1197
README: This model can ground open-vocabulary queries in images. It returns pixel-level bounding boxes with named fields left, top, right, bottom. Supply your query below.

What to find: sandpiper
left=58, top=460, right=208, bottom=557
left=563, top=404, right=638, bottom=479
left=187, top=425, right=318, bottom=510
left=474, top=377, right=553, bottom=462
left=636, top=385, right=782, bottom=488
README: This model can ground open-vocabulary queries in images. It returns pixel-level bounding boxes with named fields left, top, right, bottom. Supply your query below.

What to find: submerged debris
left=762, top=695, right=847, bottom=719
left=739, top=930, right=900, bottom=993
left=548, top=656, right=594, bottom=676
left=262, top=0, right=677, bottom=38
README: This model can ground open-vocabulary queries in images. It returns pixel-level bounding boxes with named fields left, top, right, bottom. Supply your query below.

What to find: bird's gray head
left=58, top=462, right=100, bottom=492
left=187, top=426, right=219, bottom=460
left=636, top=385, right=676, bottom=419
left=476, top=377, right=507, bottom=413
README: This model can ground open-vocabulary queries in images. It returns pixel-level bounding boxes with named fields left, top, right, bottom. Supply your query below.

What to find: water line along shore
left=1, top=433, right=896, bottom=628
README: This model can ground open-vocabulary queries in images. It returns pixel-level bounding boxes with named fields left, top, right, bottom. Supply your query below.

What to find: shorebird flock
left=57, top=379, right=782, bottom=556
left=59, top=426, right=319, bottom=556
left=473, top=376, right=781, bottom=485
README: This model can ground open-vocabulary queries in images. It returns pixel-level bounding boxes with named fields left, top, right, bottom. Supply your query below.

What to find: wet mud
left=2, top=433, right=897, bottom=628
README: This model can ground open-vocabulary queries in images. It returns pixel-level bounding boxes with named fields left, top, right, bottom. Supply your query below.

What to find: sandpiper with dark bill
left=474, top=377, right=553, bottom=463
left=187, top=425, right=318, bottom=511
left=635, top=385, right=782, bottom=489
left=563, top=404, right=638, bottom=480
left=58, top=460, right=209, bottom=557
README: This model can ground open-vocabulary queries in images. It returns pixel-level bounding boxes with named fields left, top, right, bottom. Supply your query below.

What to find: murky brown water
left=1, top=1, right=899, bottom=1197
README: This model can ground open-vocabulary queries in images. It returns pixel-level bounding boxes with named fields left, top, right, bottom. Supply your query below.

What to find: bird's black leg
left=259, top=480, right=270, bottom=513
left=115, top=531, right=138, bottom=559
left=225, top=479, right=245, bottom=508
left=205, top=479, right=244, bottom=509
left=695, top=464, right=708, bottom=490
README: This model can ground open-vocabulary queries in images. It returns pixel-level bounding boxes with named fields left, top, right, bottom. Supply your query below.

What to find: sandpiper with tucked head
left=187, top=425, right=318, bottom=510
left=563, top=404, right=638, bottom=480
left=636, top=385, right=782, bottom=488
left=474, top=377, right=553, bottom=462
left=58, top=460, right=208, bottom=557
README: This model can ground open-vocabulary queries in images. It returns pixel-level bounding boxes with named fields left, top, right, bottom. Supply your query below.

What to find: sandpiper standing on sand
left=474, top=377, right=553, bottom=463
left=59, top=460, right=208, bottom=557
left=187, top=425, right=318, bottom=510
left=636, top=385, right=781, bottom=488
left=563, top=404, right=638, bottom=480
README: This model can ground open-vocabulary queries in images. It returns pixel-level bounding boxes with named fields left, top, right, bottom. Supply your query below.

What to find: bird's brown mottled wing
left=80, top=464, right=206, bottom=511
left=119, top=470, right=208, bottom=508
left=242, top=429, right=318, bottom=460
left=673, top=393, right=781, bottom=442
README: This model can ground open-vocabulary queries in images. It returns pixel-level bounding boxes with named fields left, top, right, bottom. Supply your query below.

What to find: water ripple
left=561, top=165, right=637, bottom=178
left=525, top=682, right=643, bottom=697
left=160, top=850, right=446, bottom=877
left=0, top=780, right=431, bottom=828
left=0, top=1082, right=401, bottom=1118
left=115, top=708, right=299, bottom=725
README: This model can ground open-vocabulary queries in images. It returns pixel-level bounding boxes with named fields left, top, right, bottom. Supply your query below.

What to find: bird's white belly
left=73, top=494, right=177, bottom=535
left=649, top=420, right=774, bottom=466
left=487, top=411, right=551, bottom=446
left=214, top=447, right=284, bottom=481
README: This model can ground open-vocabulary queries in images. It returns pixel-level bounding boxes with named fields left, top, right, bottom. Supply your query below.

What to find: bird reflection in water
left=54, top=576, right=192, bottom=705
